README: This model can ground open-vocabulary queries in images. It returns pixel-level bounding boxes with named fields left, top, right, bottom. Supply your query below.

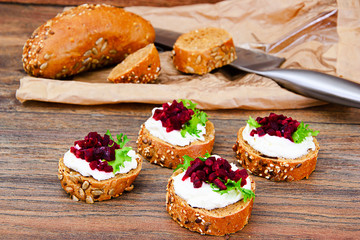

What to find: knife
left=154, top=28, right=360, bottom=109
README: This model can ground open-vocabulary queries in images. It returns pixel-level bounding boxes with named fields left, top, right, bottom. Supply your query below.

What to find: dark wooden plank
left=0, top=2, right=359, bottom=239
left=0, top=0, right=223, bottom=7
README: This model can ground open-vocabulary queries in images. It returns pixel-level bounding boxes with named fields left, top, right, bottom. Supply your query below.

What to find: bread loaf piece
left=233, top=127, right=320, bottom=181
left=172, top=27, right=237, bottom=75
left=137, top=120, right=215, bottom=169
left=22, top=4, right=155, bottom=79
left=166, top=169, right=255, bottom=236
left=107, top=43, right=161, bottom=83
left=58, top=156, right=142, bottom=203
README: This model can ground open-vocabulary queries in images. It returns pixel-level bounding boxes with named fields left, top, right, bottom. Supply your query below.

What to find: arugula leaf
left=247, top=116, right=261, bottom=128
left=107, top=147, right=132, bottom=174
left=105, top=130, right=129, bottom=148
left=179, top=99, right=208, bottom=138
left=211, top=178, right=255, bottom=202
left=292, top=122, right=319, bottom=144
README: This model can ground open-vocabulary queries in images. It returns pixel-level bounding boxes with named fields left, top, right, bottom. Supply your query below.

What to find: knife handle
left=257, top=68, right=360, bottom=108
left=154, top=28, right=181, bottom=51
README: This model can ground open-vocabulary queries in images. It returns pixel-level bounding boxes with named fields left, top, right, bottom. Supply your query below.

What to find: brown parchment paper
left=17, top=0, right=357, bottom=109
left=336, top=0, right=360, bottom=82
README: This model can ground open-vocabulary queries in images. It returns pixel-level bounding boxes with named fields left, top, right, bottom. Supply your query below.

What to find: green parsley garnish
left=292, top=122, right=319, bottom=144
left=210, top=179, right=255, bottom=202
left=179, top=99, right=208, bottom=138
left=104, top=130, right=132, bottom=174
left=247, top=116, right=261, bottom=128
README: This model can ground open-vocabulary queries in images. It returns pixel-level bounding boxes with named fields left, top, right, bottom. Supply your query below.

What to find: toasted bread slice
left=166, top=169, right=255, bottom=236
left=233, top=127, right=320, bottom=181
left=58, top=155, right=142, bottom=203
left=137, top=120, right=215, bottom=169
left=108, top=43, right=160, bottom=83
left=172, top=27, right=237, bottom=75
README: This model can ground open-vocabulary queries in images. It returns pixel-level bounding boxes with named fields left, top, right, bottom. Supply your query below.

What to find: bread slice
left=137, top=120, right=215, bottom=169
left=58, top=156, right=142, bottom=203
left=233, top=127, right=320, bottom=181
left=166, top=169, right=255, bottom=236
left=107, top=43, right=160, bottom=83
left=172, top=27, right=237, bottom=75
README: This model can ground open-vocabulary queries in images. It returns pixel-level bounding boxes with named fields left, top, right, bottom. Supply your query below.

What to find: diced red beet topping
left=153, top=100, right=194, bottom=132
left=182, top=156, right=248, bottom=189
left=250, top=113, right=300, bottom=142
left=70, top=132, right=119, bottom=173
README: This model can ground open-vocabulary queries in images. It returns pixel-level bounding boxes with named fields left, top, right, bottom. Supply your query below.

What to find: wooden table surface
left=1, top=2, right=360, bottom=239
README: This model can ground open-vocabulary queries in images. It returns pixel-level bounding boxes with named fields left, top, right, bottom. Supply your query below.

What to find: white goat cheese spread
left=173, top=161, right=252, bottom=210
left=144, top=107, right=206, bottom=146
left=63, top=148, right=138, bottom=181
left=242, top=124, right=315, bottom=159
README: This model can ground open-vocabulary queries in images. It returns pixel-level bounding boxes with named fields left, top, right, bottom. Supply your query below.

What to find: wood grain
left=0, top=0, right=223, bottom=7
left=0, top=2, right=359, bottom=239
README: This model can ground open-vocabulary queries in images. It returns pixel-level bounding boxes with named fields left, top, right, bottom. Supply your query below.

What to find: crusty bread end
left=22, top=4, right=155, bottom=79
left=108, top=43, right=161, bottom=83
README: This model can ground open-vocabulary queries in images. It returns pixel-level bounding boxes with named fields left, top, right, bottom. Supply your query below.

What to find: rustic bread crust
left=166, top=169, right=255, bottom=236
left=172, top=27, right=237, bottom=75
left=22, top=4, right=155, bottom=79
left=58, top=155, right=142, bottom=203
left=137, top=120, right=215, bottom=169
left=233, top=127, right=320, bottom=181
left=107, top=43, right=161, bottom=83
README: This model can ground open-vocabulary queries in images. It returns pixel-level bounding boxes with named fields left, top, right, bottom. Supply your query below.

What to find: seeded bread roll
left=172, top=27, right=237, bottom=75
left=233, top=127, right=320, bottom=181
left=22, top=4, right=155, bottom=79
left=58, top=156, right=142, bottom=203
left=166, top=169, right=255, bottom=236
left=137, top=120, right=215, bottom=169
left=107, top=43, right=161, bottom=83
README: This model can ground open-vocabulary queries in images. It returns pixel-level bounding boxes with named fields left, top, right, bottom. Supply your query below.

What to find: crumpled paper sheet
left=336, top=0, right=360, bottom=82
left=17, top=0, right=355, bottom=109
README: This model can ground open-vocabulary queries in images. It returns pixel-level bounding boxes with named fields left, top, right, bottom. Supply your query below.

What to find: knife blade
left=154, top=27, right=360, bottom=109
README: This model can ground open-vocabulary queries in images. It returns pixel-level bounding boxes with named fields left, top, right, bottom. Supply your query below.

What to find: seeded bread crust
left=22, top=4, right=155, bottom=79
left=107, top=43, right=161, bottom=83
left=233, top=127, right=320, bottom=181
left=137, top=120, right=215, bottom=169
left=166, top=169, right=255, bottom=236
left=172, top=27, right=237, bottom=75
left=58, top=155, right=142, bottom=203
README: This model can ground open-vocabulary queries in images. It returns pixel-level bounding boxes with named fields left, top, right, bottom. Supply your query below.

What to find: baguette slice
left=172, top=27, right=237, bottom=75
left=58, top=155, right=142, bottom=203
left=108, top=43, right=161, bottom=83
left=233, top=127, right=320, bottom=181
left=137, top=120, right=215, bottom=169
left=166, top=169, right=255, bottom=236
